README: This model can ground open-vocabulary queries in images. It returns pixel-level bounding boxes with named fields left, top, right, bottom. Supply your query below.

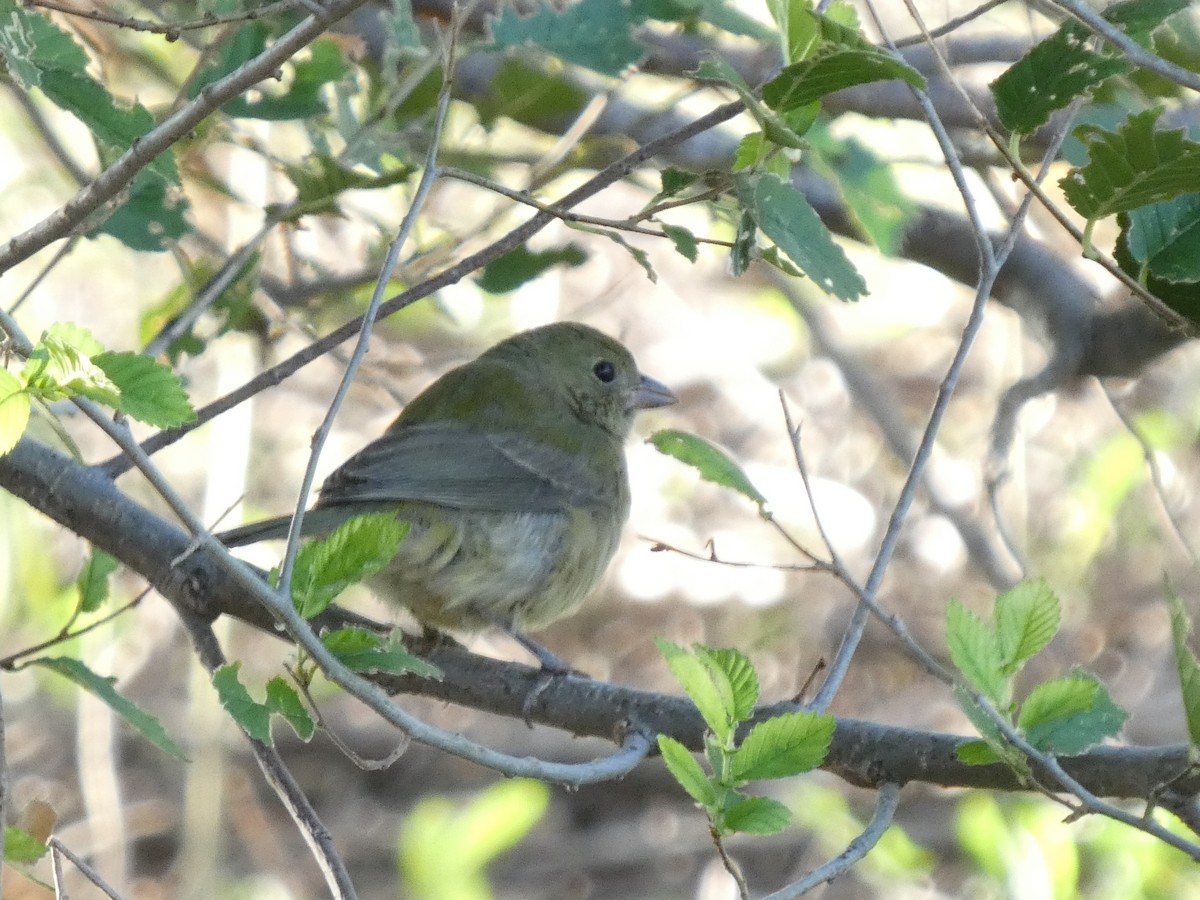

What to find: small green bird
left=220, top=322, right=675, bottom=663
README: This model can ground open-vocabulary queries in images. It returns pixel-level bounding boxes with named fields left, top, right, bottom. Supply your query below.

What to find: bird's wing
left=317, top=422, right=608, bottom=512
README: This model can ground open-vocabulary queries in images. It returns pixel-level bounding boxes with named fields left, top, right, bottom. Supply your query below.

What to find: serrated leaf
left=77, top=549, right=119, bottom=613
left=721, top=795, right=791, bottom=835
left=762, top=47, right=925, bottom=113
left=695, top=646, right=759, bottom=722
left=658, top=735, right=717, bottom=806
left=1114, top=214, right=1200, bottom=324
left=1167, top=585, right=1200, bottom=746
left=661, top=224, right=699, bottom=262
left=658, top=639, right=736, bottom=744
left=946, top=600, right=1008, bottom=706
left=1104, top=0, right=1191, bottom=40
left=994, top=579, right=1061, bottom=673
left=0, top=368, right=31, bottom=456
left=291, top=514, right=410, bottom=618
left=476, top=243, right=587, bottom=294
left=990, top=22, right=1131, bottom=135
left=4, top=826, right=48, bottom=863
left=265, top=676, right=315, bottom=741
left=1060, top=109, right=1200, bottom=225
left=738, top=173, right=867, bottom=300
left=649, top=429, right=768, bottom=511
left=731, top=711, right=834, bottom=781
left=33, top=656, right=187, bottom=759
left=92, top=351, right=196, bottom=427
left=955, top=739, right=1001, bottom=766
left=213, top=663, right=273, bottom=743
left=1019, top=672, right=1127, bottom=755
left=1123, top=194, right=1200, bottom=283
left=322, top=627, right=442, bottom=679
left=490, top=0, right=646, bottom=77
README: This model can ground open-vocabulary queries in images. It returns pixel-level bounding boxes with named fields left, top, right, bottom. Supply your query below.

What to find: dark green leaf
left=225, top=39, right=349, bottom=120
left=763, top=48, right=925, bottom=113
left=265, top=677, right=315, bottom=741
left=91, top=168, right=189, bottom=251
left=34, top=656, right=187, bottom=759
left=1123, top=194, right=1200, bottom=283
left=475, top=58, right=588, bottom=130
left=990, top=23, right=1131, bottom=135
left=476, top=243, right=588, bottom=294
left=1060, top=109, right=1200, bottom=224
left=649, top=430, right=768, bottom=510
left=738, top=173, right=867, bottom=300
left=213, top=663, right=272, bottom=744
left=660, top=168, right=700, bottom=197
left=490, top=0, right=646, bottom=77
left=661, top=224, right=699, bottom=262
left=322, top=628, right=442, bottom=678
left=1019, top=672, right=1127, bottom=755
left=730, top=209, right=756, bottom=276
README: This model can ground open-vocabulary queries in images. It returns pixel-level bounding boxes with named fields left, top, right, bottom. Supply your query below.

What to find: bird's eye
left=593, top=360, right=616, bottom=383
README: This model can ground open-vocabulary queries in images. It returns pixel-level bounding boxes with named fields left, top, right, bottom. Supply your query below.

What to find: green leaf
left=658, top=639, right=737, bottom=744
left=490, top=0, right=646, bottom=77
left=953, top=684, right=1028, bottom=775
left=990, top=23, right=1131, bottom=135
left=730, top=711, right=834, bottom=781
left=4, top=826, right=48, bottom=863
left=765, top=0, right=820, bottom=62
left=264, top=677, right=315, bottom=741
left=474, top=58, right=588, bottom=130
left=954, top=739, right=1001, bottom=766
left=212, top=663, right=272, bottom=743
left=322, top=627, right=443, bottom=679
left=696, top=57, right=807, bottom=150
left=729, top=209, right=756, bottom=276
left=1103, top=0, right=1191, bottom=40
left=277, top=155, right=414, bottom=221
left=1114, top=214, right=1200, bottom=324
left=1018, top=672, right=1127, bottom=755
left=76, top=549, right=119, bottom=614
left=92, top=352, right=197, bottom=427
left=1060, top=109, right=1200, bottom=226
left=91, top=167, right=189, bottom=251
left=661, top=224, right=699, bottom=262
left=738, top=173, right=867, bottom=300
left=33, top=656, right=187, bottom=759
left=291, top=514, right=410, bottom=618
left=721, top=795, right=791, bottom=835
left=658, top=735, right=717, bottom=806
left=946, top=600, right=1008, bottom=707
left=1122, top=194, right=1200, bottom=283
left=696, top=646, right=759, bottom=723
left=1167, top=584, right=1200, bottom=746
left=762, top=47, right=925, bottom=113
left=994, top=579, right=1061, bottom=673
left=225, top=39, right=350, bottom=120
left=476, top=243, right=588, bottom=294
left=659, top=168, right=700, bottom=198
left=0, top=368, right=31, bottom=456
left=598, top=229, right=657, bottom=281
left=649, top=429, right=768, bottom=511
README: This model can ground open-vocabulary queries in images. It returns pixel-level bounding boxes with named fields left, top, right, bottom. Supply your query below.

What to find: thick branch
left=1, top=436, right=1194, bottom=799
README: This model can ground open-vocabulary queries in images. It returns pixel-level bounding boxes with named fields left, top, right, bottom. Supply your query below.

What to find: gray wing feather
left=317, top=422, right=605, bottom=512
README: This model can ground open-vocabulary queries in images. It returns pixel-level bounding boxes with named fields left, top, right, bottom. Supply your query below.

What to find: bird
left=219, top=321, right=675, bottom=667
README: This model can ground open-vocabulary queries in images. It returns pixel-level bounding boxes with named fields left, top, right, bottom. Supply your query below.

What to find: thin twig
left=25, top=0, right=305, bottom=37
left=0, top=590, right=148, bottom=671
left=762, top=783, right=902, bottom=899
left=711, top=825, right=750, bottom=900
left=48, top=837, right=124, bottom=900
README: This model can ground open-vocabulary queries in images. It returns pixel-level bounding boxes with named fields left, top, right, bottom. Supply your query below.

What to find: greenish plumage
left=220, top=322, right=675, bottom=634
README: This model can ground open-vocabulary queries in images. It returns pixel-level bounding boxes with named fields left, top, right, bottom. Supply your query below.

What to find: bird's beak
left=631, top=373, right=677, bottom=410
